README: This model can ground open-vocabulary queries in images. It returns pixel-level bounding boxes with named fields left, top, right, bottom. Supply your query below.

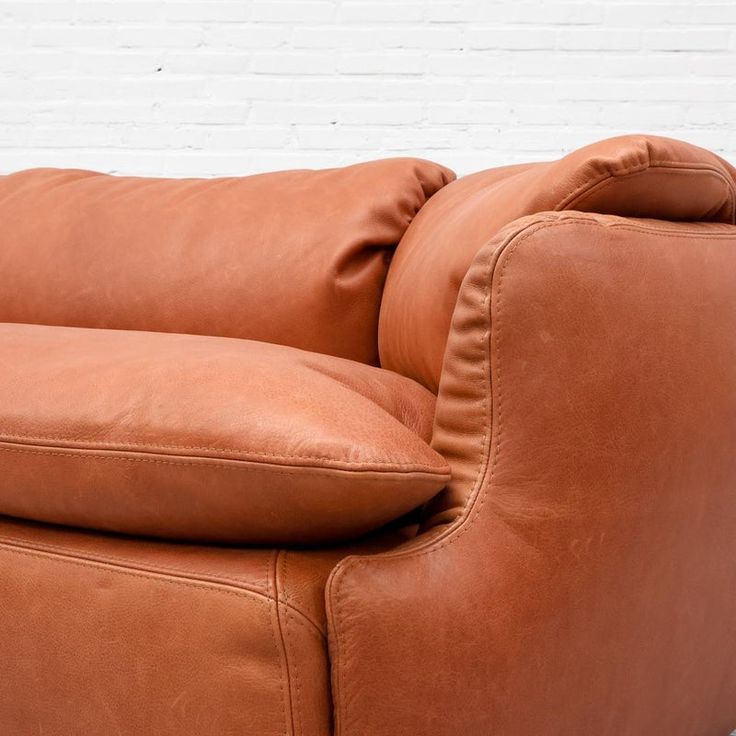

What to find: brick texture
left=0, top=0, right=734, bottom=176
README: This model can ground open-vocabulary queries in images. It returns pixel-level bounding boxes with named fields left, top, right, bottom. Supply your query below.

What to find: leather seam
left=330, top=220, right=530, bottom=561
left=331, top=216, right=736, bottom=568
left=280, top=552, right=305, bottom=736
left=1, top=541, right=290, bottom=734
left=0, top=536, right=326, bottom=638
left=331, top=215, right=736, bottom=579
left=518, top=218, right=736, bottom=241
left=272, top=550, right=293, bottom=736
left=0, top=539, right=278, bottom=605
left=327, top=213, right=736, bottom=731
left=285, top=610, right=306, bottom=736
left=572, top=221, right=736, bottom=237
left=557, top=161, right=736, bottom=223
left=560, top=222, right=736, bottom=238
left=567, top=167, right=736, bottom=222
left=0, top=533, right=272, bottom=596
left=329, top=212, right=735, bottom=732
left=329, top=215, right=510, bottom=733
left=285, top=611, right=308, bottom=736
left=0, top=443, right=448, bottom=478
left=327, top=218, right=532, bottom=734
left=0, top=432, right=445, bottom=472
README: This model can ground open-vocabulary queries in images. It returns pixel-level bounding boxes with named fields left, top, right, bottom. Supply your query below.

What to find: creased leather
left=0, top=158, right=454, bottom=365
left=328, top=213, right=736, bottom=735
left=0, top=514, right=415, bottom=736
left=0, top=323, right=448, bottom=544
left=3, top=140, right=736, bottom=736
left=379, top=134, right=736, bottom=390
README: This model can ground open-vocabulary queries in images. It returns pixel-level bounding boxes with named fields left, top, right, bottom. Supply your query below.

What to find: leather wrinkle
left=378, top=135, right=736, bottom=391
left=0, top=444, right=443, bottom=483
left=0, top=437, right=444, bottom=474
left=327, top=213, right=736, bottom=732
left=560, top=162, right=736, bottom=221
left=338, top=214, right=736, bottom=576
left=279, top=551, right=307, bottom=736
left=327, top=217, right=538, bottom=732
left=271, top=549, right=292, bottom=736
left=0, top=536, right=326, bottom=639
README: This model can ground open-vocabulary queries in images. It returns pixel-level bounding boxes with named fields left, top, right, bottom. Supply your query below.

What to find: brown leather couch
left=1, top=135, right=735, bottom=736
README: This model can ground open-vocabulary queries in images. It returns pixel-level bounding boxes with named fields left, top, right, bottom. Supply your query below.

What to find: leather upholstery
left=0, top=323, right=447, bottom=543
left=379, top=134, right=736, bottom=390
left=0, top=159, right=453, bottom=365
left=3, top=138, right=736, bottom=736
left=0, top=514, right=414, bottom=736
left=328, top=213, right=736, bottom=735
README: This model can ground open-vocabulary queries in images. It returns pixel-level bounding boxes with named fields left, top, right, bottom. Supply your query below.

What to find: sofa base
left=0, top=516, right=344, bottom=735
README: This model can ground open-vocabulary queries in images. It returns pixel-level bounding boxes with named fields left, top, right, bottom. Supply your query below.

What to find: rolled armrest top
left=379, top=134, right=736, bottom=391
left=327, top=210, right=736, bottom=735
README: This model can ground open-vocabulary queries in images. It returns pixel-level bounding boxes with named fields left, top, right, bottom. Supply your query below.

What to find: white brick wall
left=0, top=0, right=735, bottom=176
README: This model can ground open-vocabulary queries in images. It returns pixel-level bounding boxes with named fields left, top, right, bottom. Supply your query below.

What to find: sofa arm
left=378, top=135, right=736, bottom=392
left=326, top=212, right=736, bottom=736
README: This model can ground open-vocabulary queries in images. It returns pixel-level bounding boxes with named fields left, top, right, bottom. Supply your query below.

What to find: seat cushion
left=0, top=159, right=453, bottom=366
left=0, top=323, right=448, bottom=544
left=379, top=134, right=736, bottom=390
left=0, top=514, right=414, bottom=736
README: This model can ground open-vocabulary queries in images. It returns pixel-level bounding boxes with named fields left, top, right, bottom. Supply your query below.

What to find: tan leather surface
left=379, top=134, right=736, bottom=390
left=328, top=213, right=736, bottom=735
left=0, top=323, right=448, bottom=544
left=0, top=159, right=453, bottom=365
left=0, top=514, right=415, bottom=736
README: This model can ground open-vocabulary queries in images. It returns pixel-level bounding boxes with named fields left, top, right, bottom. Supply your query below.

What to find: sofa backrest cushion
left=378, top=135, right=736, bottom=390
left=0, top=322, right=449, bottom=544
left=0, top=159, right=453, bottom=365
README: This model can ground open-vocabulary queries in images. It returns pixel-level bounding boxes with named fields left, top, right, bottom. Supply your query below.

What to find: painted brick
left=0, top=0, right=733, bottom=175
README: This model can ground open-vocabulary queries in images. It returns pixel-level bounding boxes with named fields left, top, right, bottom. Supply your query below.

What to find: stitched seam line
left=0, top=539, right=278, bottom=604
left=569, top=167, right=736, bottom=222
left=0, top=432, right=445, bottom=471
left=4, top=537, right=290, bottom=735
left=272, top=550, right=293, bottom=736
left=0, top=536, right=325, bottom=637
left=559, top=160, right=732, bottom=206
left=332, top=215, right=736, bottom=576
left=330, top=220, right=531, bottom=732
left=334, top=211, right=712, bottom=736
left=548, top=220, right=736, bottom=238
left=329, top=220, right=535, bottom=570
left=328, top=218, right=529, bottom=735
left=0, top=443, right=447, bottom=479
left=268, top=550, right=289, bottom=736
left=510, top=218, right=736, bottom=242
left=331, top=215, right=736, bottom=577
left=328, top=212, right=736, bottom=732
left=285, top=610, right=307, bottom=736
left=558, top=162, right=736, bottom=222
left=0, top=533, right=271, bottom=595
left=280, top=552, right=306, bottom=736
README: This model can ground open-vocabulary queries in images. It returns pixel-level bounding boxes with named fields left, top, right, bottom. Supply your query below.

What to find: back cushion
left=379, top=135, right=736, bottom=390
left=0, top=159, right=453, bottom=365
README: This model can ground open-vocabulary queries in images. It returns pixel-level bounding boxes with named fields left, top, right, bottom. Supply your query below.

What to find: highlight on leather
left=0, top=323, right=450, bottom=544
left=329, top=212, right=736, bottom=735
left=378, top=134, right=736, bottom=391
left=0, top=158, right=454, bottom=366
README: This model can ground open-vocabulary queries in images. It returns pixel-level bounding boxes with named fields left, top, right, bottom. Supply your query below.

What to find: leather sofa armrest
left=326, top=212, right=736, bottom=736
left=378, top=135, right=736, bottom=392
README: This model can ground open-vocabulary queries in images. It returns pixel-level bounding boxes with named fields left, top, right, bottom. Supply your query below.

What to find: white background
left=0, top=0, right=735, bottom=177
